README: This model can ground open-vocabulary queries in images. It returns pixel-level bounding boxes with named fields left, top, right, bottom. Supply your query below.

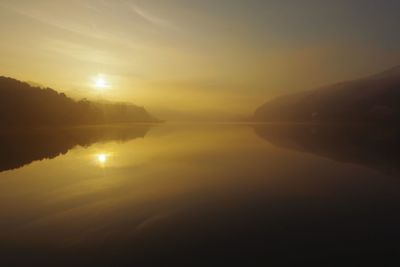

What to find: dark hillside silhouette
left=0, top=76, right=159, bottom=127
left=254, top=66, right=400, bottom=122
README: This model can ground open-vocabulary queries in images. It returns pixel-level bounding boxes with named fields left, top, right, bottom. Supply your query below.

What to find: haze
left=0, top=0, right=399, bottom=120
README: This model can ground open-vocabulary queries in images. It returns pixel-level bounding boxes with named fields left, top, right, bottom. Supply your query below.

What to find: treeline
left=0, top=76, right=159, bottom=127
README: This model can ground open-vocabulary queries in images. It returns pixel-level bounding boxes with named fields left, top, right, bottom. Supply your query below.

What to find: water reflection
left=0, top=124, right=152, bottom=173
left=0, top=124, right=399, bottom=266
left=253, top=123, right=400, bottom=175
left=97, top=153, right=108, bottom=164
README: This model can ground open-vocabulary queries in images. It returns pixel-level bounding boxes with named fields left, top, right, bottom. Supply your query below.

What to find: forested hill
left=254, top=66, right=400, bottom=122
left=0, top=76, right=159, bottom=127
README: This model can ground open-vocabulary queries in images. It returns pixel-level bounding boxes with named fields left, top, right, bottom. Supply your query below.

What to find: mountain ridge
left=254, top=66, right=400, bottom=122
left=0, top=76, right=160, bottom=127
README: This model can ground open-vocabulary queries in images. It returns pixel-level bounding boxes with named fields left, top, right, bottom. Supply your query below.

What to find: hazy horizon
left=1, top=0, right=400, bottom=120
left=2, top=2, right=400, bottom=265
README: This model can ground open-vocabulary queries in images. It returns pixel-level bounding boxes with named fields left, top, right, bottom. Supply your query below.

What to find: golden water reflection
left=0, top=124, right=399, bottom=265
left=95, top=152, right=110, bottom=166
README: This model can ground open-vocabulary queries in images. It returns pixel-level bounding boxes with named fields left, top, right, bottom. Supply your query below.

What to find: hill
left=0, top=76, right=159, bottom=127
left=254, top=66, right=400, bottom=122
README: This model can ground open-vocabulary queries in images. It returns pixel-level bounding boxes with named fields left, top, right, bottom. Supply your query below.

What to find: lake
left=0, top=123, right=399, bottom=266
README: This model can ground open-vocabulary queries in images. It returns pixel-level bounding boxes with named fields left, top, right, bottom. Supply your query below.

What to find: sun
left=93, top=74, right=109, bottom=90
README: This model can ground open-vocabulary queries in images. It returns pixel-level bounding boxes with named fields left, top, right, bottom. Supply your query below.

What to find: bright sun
left=93, top=74, right=109, bottom=89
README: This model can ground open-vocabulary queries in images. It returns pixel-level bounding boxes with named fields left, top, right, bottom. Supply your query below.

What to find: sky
left=0, top=0, right=399, bottom=120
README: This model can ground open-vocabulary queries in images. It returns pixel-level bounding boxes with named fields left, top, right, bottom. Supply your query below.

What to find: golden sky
left=0, top=0, right=399, bottom=120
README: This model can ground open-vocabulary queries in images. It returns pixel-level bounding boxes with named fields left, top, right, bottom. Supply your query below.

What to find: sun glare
left=93, top=74, right=109, bottom=90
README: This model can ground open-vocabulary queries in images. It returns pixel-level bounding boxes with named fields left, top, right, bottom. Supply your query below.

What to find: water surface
left=0, top=123, right=399, bottom=265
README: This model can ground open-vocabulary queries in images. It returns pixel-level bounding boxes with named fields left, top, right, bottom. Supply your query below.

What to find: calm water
left=0, top=123, right=399, bottom=265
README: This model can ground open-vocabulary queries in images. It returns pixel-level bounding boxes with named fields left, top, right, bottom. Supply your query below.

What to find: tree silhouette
left=0, top=76, right=159, bottom=127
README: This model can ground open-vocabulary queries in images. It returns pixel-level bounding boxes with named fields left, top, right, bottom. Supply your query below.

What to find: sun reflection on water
left=95, top=153, right=111, bottom=167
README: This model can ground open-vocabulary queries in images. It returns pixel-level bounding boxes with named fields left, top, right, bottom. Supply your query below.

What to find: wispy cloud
left=0, top=1, right=108, bottom=40
left=43, top=38, right=119, bottom=65
left=126, top=2, right=178, bottom=31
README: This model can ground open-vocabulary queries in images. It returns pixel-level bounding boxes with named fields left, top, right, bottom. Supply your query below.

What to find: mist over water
left=1, top=1, right=399, bottom=265
left=0, top=123, right=399, bottom=265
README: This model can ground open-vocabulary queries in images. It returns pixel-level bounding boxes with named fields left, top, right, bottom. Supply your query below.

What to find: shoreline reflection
left=253, top=123, right=400, bottom=175
left=0, top=124, right=153, bottom=173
